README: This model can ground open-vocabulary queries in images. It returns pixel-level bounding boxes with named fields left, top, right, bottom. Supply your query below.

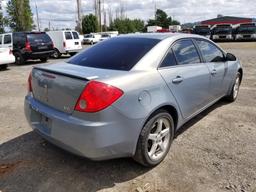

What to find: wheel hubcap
left=233, top=76, right=240, bottom=99
left=147, top=117, right=170, bottom=161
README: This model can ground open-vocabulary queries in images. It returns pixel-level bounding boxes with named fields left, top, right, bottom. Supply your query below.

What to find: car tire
left=226, top=72, right=241, bottom=102
left=69, top=52, right=77, bottom=57
left=52, top=48, right=61, bottom=59
left=40, top=57, right=48, bottom=63
left=133, top=110, right=174, bottom=167
left=14, top=52, right=25, bottom=65
left=0, top=64, right=8, bottom=70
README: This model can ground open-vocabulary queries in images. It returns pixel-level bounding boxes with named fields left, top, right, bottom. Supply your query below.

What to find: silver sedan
left=24, top=33, right=243, bottom=167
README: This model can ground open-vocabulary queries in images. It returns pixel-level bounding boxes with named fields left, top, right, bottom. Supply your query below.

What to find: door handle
left=211, top=69, right=217, bottom=75
left=172, top=76, right=183, bottom=84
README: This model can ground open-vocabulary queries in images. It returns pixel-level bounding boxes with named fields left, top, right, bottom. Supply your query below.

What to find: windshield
left=68, top=37, right=160, bottom=71
left=102, top=34, right=110, bottom=38
left=84, top=34, right=93, bottom=38
left=194, top=28, right=211, bottom=35
left=27, top=33, right=52, bottom=43
left=213, top=27, right=232, bottom=34
left=237, top=26, right=256, bottom=34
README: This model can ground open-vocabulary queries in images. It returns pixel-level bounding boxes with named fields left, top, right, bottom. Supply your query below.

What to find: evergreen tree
left=0, top=11, right=4, bottom=33
left=6, top=0, right=33, bottom=31
left=82, top=14, right=98, bottom=34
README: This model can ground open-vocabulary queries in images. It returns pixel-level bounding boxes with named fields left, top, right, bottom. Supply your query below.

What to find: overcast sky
left=1, top=0, right=256, bottom=30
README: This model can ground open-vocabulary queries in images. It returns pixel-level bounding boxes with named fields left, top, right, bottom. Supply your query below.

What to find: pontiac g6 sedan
left=24, top=33, right=243, bottom=167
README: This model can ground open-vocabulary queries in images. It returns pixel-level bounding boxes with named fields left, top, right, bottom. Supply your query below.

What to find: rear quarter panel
left=101, top=70, right=182, bottom=137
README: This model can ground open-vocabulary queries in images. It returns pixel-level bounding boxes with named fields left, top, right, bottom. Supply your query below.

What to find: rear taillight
left=28, top=72, right=33, bottom=93
left=52, top=42, right=55, bottom=49
left=9, top=49, right=13, bottom=55
left=25, top=40, right=32, bottom=52
left=63, top=41, right=66, bottom=48
left=75, top=81, right=123, bottom=113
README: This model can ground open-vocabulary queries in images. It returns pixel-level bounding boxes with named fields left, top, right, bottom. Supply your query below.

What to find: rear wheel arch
left=143, top=105, right=179, bottom=132
left=238, top=68, right=243, bottom=82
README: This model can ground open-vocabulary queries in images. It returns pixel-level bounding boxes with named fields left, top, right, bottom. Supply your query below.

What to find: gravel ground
left=0, top=42, right=256, bottom=192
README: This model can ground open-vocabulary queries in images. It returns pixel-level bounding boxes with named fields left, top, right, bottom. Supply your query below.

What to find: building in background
left=201, top=16, right=253, bottom=26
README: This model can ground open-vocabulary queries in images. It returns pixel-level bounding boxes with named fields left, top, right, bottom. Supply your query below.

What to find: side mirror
left=226, top=53, right=237, bottom=61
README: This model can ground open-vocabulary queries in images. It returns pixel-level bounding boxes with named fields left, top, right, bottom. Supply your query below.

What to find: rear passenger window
left=196, top=39, right=224, bottom=62
left=65, top=32, right=73, bottom=40
left=72, top=32, right=79, bottom=39
left=4, top=35, right=12, bottom=44
left=160, top=49, right=177, bottom=68
left=172, top=39, right=200, bottom=65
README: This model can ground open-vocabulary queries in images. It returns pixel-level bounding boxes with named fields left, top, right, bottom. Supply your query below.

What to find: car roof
left=118, top=33, right=203, bottom=41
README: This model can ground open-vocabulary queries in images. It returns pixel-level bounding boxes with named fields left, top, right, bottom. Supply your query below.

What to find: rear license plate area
left=38, top=46, right=48, bottom=50
left=39, top=115, right=52, bottom=135
left=220, top=36, right=226, bottom=39
left=75, top=42, right=79, bottom=45
left=243, top=35, right=251, bottom=38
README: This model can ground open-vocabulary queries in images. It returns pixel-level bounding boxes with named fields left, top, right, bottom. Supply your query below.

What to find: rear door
left=158, top=39, right=211, bottom=119
left=72, top=31, right=82, bottom=49
left=2, top=33, right=12, bottom=49
left=27, top=33, right=53, bottom=52
left=195, top=39, right=228, bottom=99
left=64, top=31, right=78, bottom=51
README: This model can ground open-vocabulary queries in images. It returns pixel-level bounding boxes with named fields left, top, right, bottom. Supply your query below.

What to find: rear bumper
left=65, top=47, right=82, bottom=53
left=24, top=50, right=54, bottom=59
left=24, top=95, right=143, bottom=160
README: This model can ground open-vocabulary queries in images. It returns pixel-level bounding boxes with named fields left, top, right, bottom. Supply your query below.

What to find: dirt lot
left=0, top=42, right=256, bottom=192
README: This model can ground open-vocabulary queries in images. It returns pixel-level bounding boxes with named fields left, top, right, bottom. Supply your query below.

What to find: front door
left=195, top=39, right=228, bottom=99
left=158, top=39, right=211, bottom=119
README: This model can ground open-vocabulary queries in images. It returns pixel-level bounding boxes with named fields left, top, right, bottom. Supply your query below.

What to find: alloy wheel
left=147, top=117, right=171, bottom=162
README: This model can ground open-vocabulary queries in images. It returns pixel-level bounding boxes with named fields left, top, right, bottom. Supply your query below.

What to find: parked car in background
left=0, top=48, right=15, bottom=69
left=100, top=34, right=111, bottom=41
left=83, top=34, right=101, bottom=45
left=233, top=23, right=256, bottom=41
left=47, top=30, right=82, bottom=58
left=193, top=25, right=211, bottom=39
left=0, top=32, right=54, bottom=65
left=25, top=33, right=242, bottom=167
left=211, top=24, right=233, bottom=41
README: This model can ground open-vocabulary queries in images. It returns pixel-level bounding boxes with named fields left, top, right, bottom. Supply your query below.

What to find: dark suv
left=13, top=32, right=54, bottom=64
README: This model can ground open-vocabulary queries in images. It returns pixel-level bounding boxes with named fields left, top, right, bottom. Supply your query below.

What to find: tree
left=146, top=9, right=180, bottom=29
left=6, top=0, right=33, bottom=32
left=0, top=12, right=4, bottom=33
left=109, top=18, right=144, bottom=34
left=82, top=14, right=98, bottom=34
left=44, top=28, right=50, bottom=32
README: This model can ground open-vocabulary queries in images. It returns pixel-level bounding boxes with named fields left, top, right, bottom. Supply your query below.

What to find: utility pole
left=35, top=1, right=40, bottom=31
left=76, top=0, right=82, bottom=32
left=98, top=0, right=102, bottom=32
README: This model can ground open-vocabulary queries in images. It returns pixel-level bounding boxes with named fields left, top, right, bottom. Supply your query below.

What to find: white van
left=47, top=30, right=82, bottom=58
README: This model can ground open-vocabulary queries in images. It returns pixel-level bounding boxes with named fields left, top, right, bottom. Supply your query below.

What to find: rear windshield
left=72, top=32, right=80, bottom=39
left=68, top=37, right=160, bottom=71
left=27, top=33, right=52, bottom=43
left=65, top=32, right=73, bottom=40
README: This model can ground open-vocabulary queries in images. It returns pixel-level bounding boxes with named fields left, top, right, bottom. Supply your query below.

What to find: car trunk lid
left=31, top=62, right=125, bottom=114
